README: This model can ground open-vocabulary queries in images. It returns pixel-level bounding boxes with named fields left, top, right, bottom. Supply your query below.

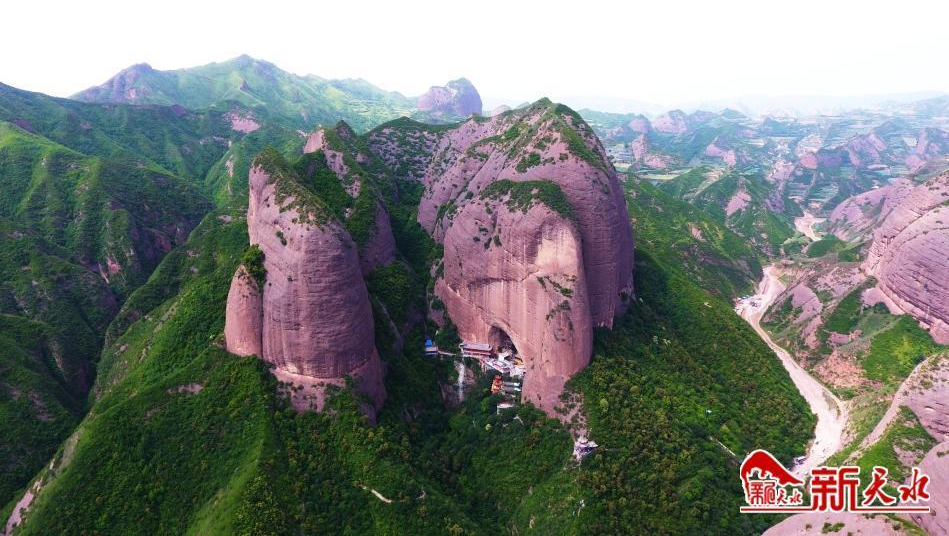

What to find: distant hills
left=72, top=55, right=482, bottom=131
left=540, top=92, right=949, bottom=118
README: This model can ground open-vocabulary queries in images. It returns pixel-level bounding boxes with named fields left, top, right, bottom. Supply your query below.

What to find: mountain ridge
left=72, top=55, right=484, bottom=132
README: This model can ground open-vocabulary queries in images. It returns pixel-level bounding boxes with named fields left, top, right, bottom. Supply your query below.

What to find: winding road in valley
left=737, top=265, right=848, bottom=477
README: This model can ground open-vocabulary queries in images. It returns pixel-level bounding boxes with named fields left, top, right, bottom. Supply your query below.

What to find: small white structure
left=482, top=358, right=513, bottom=375
left=572, top=435, right=598, bottom=460
left=500, top=381, right=521, bottom=396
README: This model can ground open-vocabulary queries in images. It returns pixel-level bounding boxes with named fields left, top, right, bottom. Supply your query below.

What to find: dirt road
left=736, top=265, right=848, bottom=476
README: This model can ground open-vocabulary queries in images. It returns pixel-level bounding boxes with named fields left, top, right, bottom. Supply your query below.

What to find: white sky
left=2, top=0, right=947, bottom=111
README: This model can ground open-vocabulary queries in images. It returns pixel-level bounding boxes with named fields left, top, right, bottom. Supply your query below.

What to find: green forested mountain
left=0, top=121, right=215, bottom=506
left=658, top=167, right=798, bottom=255
left=71, top=55, right=419, bottom=132
left=0, top=82, right=234, bottom=179
left=5, top=215, right=813, bottom=534
left=0, top=84, right=307, bottom=510
left=3, top=111, right=813, bottom=534
left=624, top=175, right=762, bottom=299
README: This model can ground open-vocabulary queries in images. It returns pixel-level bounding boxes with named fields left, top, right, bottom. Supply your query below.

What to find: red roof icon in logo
left=740, top=449, right=803, bottom=498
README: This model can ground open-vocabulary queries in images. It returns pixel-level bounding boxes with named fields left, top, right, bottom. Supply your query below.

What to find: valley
left=737, top=265, right=848, bottom=477
left=0, top=37, right=947, bottom=535
left=794, top=211, right=825, bottom=241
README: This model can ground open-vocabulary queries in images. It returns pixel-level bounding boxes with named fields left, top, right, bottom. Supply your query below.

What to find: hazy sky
left=3, top=0, right=947, bottom=110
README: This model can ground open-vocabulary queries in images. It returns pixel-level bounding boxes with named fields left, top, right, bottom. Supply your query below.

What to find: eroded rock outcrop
left=223, top=265, right=264, bottom=358
left=913, top=441, right=949, bottom=535
left=826, top=178, right=914, bottom=241
left=629, top=134, right=676, bottom=169
left=224, top=150, right=385, bottom=409
left=905, top=127, right=949, bottom=171
left=369, top=99, right=634, bottom=414
left=864, top=172, right=949, bottom=344
left=300, top=121, right=396, bottom=274
left=437, top=183, right=593, bottom=411
left=892, top=359, right=949, bottom=534
left=423, top=102, right=632, bottom=324
left=417, top=78, right=482, bottom=118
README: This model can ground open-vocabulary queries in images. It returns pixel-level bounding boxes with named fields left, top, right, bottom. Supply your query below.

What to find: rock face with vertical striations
left=900, top=360, right=949, bottom=535
left=224, top=100, right=634, bottom=415
left=436, top=183, right=593, bottom=411
left=416, top=100, right=634, bottom=327
left=368, top=99, right=634, bottom=414
left=224, top=149, right=385, bottom=409
left=864, top=172, right=949, bottom=344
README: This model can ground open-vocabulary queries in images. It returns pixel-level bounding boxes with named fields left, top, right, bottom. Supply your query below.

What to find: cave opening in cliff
left=488, top=325, right=510, bottom=350
left=488, top=326, right=518, bottom=358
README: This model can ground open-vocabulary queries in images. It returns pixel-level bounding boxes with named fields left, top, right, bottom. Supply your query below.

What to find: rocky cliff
left=415, top=101, right=633, bottom=326
left=369, top=100, right=634, bottom=414
left=224, top=149, right=386, bottom=409
left=891, top=359, right=949, bottom=535
left=223, top=264, right=264, bottom=358
left=300, top=121, right=396, bottom=274
left=905, top=127, right=949, bottom=171
left=416, top=78, right=482, bottom=118
left=437, top=181, right=593, bottom=411
left=864, top=172, right=949, bottom=344
left=826, top=178, right=915, bottom=241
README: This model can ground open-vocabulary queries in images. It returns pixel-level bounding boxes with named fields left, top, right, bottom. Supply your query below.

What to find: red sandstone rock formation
left=627, top=115, right=652, bottom=134
left=419, top=102, right=633, bottom=327
left=705, top=139, right=738, bottom=167
left=224, top=111, right=260, bottom=133
left=417, top=78, right=482, bottom=118
left=223, top=265, right=264, bottom=358
left=370, top=100, right=634, bottom=414
left=864, top=172, right=949, bottom=344
left=437, top=190, right=593, bottom=413
left=301, top=122, right=396, bottom=274
left=914, top=441, right=949, bottom=535
left=629, top=134, right=676, bottom=169
left=224, top=150, right=385, bottom=409
left=827, top=179, right=915, bottom=241
left=906, top=127, right=949, bottom=171
left=897, top=360, right=949, bottom=534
